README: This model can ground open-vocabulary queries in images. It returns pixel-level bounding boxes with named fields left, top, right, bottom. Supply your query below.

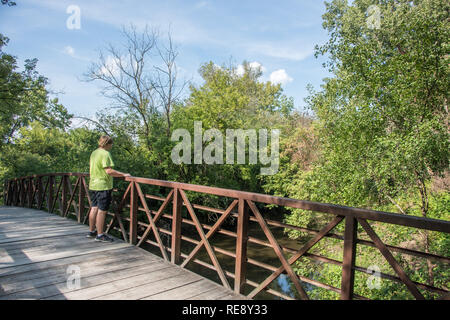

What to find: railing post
left=28, top=177, right=33, bottom=208
left=341, top=216, right=358, bottom=300
left=13, top=180, right=18, bottom=206
left=12, top=180, right=16, bottom=206
left=17, top=179, right=21, bottom=206
left=129, top=181, right=138, bottom=245
left=15, top=180, right=19, bottom=206
left=78, top=177, right=85, bottom=223
left=48, top=176, right=54, bottom=213
left=235, top=198, right=249, bottom=294
left=60, top=175, right=67, bottom=216
left=20, top=178, right=25, bottom=207
left=171, top=187, right=182, bottom=264
left=3, top=180, right=7, bottom=206
left=37, top=177, right=43, bottom=209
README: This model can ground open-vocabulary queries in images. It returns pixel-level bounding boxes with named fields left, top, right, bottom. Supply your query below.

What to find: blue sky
left=0, top=0, right=331, bottom=120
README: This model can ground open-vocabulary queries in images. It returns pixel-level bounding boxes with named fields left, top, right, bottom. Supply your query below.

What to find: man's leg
left=96, top=209, right=108, bottom=236
left=94, top=190, right=114, bottom=242
left=88, top=206, right=99, bottom=232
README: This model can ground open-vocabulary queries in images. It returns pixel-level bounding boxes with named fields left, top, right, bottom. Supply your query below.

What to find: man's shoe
left=95, top=234, right=114, bottom=242
left=86, top=230, right=97, bottom=238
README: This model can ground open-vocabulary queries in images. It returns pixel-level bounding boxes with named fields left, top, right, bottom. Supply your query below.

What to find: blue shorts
left=89, top=189, right=112, bottom=211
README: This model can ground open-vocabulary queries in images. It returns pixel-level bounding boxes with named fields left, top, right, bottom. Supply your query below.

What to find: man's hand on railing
left=105, top=167, right=131, bottom=178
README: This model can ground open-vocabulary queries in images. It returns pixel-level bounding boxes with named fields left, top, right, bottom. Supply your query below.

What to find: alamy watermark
left=366, top=5, right=381, bottom=30
left=66, top=5, right=81, bottom=30
left=66, top=264, right=81, bottom=290
left=170, top=121, right=279, bottom=175
left=366, top=265, right=381, bottom=290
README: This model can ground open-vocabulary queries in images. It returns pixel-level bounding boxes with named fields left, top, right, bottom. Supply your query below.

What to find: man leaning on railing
left=86, top=135, right=131, bottom=242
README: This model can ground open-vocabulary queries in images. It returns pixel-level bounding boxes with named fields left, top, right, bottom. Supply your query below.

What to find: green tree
left=0, top=34, right=72, bottom=148
left=310, top=1, right=449, bottom=289
left=171, top=61, right=294, bottom=193
left=264, top=0, right=449, bottom=298
left=310, top=0, right=449, bottom=212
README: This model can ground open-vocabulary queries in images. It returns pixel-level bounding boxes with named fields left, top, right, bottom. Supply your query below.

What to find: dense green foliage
left=0, top=0, right=448, bottom=300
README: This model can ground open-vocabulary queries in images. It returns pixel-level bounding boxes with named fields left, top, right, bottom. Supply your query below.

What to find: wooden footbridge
left=2, top=173, right=450, bottom=300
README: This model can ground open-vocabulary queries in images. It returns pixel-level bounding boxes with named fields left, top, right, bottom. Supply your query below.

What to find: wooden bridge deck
left=0, top=206, right=248, bottom=300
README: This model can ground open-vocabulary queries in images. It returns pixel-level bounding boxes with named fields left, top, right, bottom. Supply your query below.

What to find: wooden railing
left=3, top=172, right=450, bottom=300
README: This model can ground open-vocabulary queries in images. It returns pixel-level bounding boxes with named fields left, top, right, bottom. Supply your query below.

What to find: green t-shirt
left=89, top=148, right=115, bottom=191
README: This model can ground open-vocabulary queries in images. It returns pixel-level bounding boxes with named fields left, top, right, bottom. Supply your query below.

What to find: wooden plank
left=219, top=293, right=250, bottom=300
left=0, top=225, right=88, bottom=239
left=0, top=212, right=65, bottom=220
left=0, top=221, right=86, bottom=232
left=0, top=236, right=127, bottom=259
left=0, top=224, right=85, bottom=236
left=0, top=234, right=102, bottom=255
left=93, top=272, right=203, bottom=300
left=2, top=262, right=171, bottom=300
left=42, top=264, right=178, bottom=300
left=0, top=247, right=156, bottom=285
left=0, top=226, right=87, bottom=240
left=142, top=279, right=223, bottom=300
left=0, top=219, right=80, bottom=228
left=0, top=231, right=88, bottom=245
left=0, top=224, right=84, bottom=235
left=0, top=216, right=75, bottom=224
left=0, top=254, right=160, bottom=296
left=187, top=287, right=232, bottom=300
left=0, top=213, right=68, bottom=220
left=0, top=229, right=88, bottom=244
left=0, top=241, right=125, bottom=266
left=0, top=232, right=122, bottom=256
left=0, top=246, right=142, bottom=277
left=0, top=241, right=130, bottom=268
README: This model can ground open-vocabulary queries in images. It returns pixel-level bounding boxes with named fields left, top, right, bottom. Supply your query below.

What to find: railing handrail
left=5, top=172, right=450, bottom=233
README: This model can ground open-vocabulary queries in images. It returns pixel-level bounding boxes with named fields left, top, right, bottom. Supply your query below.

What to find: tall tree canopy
left=0, top=33, right=72, bottom=180
left=0, top=34, right=72, bottom=148
left=306, top=0, right=449, bottom=213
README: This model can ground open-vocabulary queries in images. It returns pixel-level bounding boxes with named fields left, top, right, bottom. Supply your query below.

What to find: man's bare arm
left=105, top=167, right=131, bottom=178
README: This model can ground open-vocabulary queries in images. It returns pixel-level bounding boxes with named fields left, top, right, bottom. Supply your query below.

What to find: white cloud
left=248, top=61, right=266, bottom=73
left=61, top=45, right=92, bottom=62
left=63, top=45, right=75, bottom=56
left=270, top=69, right=293, bottom=85
left=236, top=64, right=245, bottom=76
left=235, top=61, right=266, bottom=76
